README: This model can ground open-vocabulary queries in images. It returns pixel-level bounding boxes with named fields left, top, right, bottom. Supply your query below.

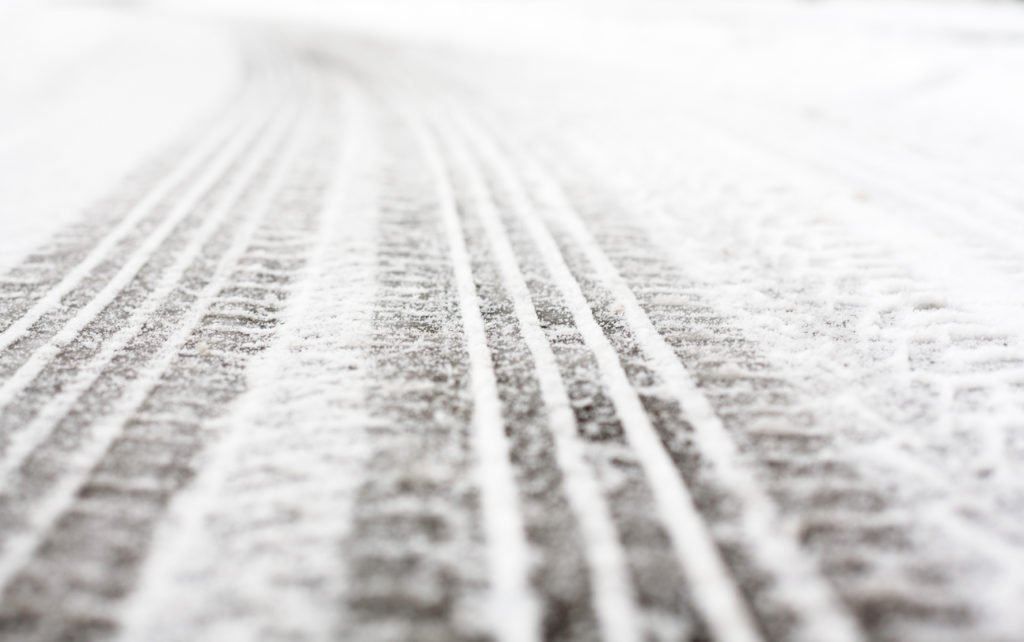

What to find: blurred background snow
left=4, top=0, right=1024, bottom=280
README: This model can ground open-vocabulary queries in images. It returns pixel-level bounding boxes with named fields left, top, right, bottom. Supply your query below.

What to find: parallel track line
left=454, top=110, right=766, bottom=642
left=434, top=113, right=642, bottom=642
left=116, top=84, right=369, bottom=642
left=0, top=97, right=255, bottom=349
left=466, top=110, right=865, bottom=642
left=0, top=95, right=309, bottom=596
left=410, top=113, right=541, bottom=642
left=0, top=108, right=269, bottom=413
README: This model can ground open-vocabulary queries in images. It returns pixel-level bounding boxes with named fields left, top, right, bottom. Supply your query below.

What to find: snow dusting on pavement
left=2, top=0, right=1024, bottom=640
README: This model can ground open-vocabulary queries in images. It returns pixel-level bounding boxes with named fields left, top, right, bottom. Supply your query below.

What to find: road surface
left=3, top=1, right=1024, bottom=641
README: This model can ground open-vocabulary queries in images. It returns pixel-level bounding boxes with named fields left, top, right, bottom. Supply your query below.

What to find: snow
left=3, top=0, right=1024, bottom=640
left=0, top=6, right=238, bottom=275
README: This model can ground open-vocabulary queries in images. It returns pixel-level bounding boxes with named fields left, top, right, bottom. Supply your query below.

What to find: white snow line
left=0, top=97, right=252, bottom=354
left=0, top=91, right=312, bottom=595
left=434, top=113, right=642, bottom=642
left=0, top=106, right=270, bottom=414
left=452, top=111, right=765, bottom=642
left=467, top=113, right=865, bottom=642
left=0, top=277, right=45, bottom=287
left=116, top=82, right=367, bottom=642
left=409, top=114, right=540, bottom=642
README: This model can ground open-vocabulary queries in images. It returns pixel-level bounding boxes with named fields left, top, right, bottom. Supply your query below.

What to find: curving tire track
left=3, top=8, right=1024, bottom=642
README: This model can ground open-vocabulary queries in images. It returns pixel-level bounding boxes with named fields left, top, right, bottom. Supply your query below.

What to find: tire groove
left=433, top=114, right=644, bottom=642
left=0, top=58, right=270, bottom=351
left=0, top=106, right=284, bottom=480
left=0, top=69, right=319, bottom=640
left=452, top=108, right=779, bottom=642
left=485, top=119, right=868, bottom=642
left=0, top=75, right=265, bottom=336
left=339, top=108, right=491, bottom=642
left=116, top=82, right=375, bottom=642
left=412, top=112, right=540, bottom=642
left=0, top=102, right=271, bottom=418
left=541, top=117, right=1024, bottom=641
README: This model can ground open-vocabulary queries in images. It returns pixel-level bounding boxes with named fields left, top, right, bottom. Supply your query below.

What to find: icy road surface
left=3, top=1, right=1024, bottom=640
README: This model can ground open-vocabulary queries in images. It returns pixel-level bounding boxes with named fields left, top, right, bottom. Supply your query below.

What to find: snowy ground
left=3, top=0, right=1024, bottom=640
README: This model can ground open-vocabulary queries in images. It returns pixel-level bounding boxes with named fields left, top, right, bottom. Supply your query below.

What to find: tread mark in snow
left=539, top=119, right=1024, bottom=640
left=0, top=68, right=325, bottom=640
left=448, top=112, right=769, bottom=642
left=433, top=113, right=643, bottom=642
left=339, top=108, right=491, bottom=642
left=411, top=112, right=540, bottom=642
left=116, top=81, right=366, bottom=642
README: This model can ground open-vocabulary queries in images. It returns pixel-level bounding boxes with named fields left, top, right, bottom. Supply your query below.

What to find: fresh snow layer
left=0, top=6, right=239, bottom=275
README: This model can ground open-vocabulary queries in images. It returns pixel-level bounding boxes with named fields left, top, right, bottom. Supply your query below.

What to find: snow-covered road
left=3, top=1, right=1024, bottom=640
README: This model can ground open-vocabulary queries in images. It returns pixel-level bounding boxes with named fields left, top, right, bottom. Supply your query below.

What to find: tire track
left=0, top=104, right=283, bottom=494
left=335, top=103, right=498, bottom=642
left=539, top=112, right=1024, bottom=641
left=8, top=15, right=1020, bottom=642
left=444, top=132, right=708, bottom=642
left=0, top=48, right=273, bottom=367
left=0, top=62, right=322, bottom=641
left=0, top=106, right=243, bottom=339
left=0, top=75, right=293, bottom=507
left=492, top=144, right=863, bottom=642
left=440, top=110, right=771, bottom=642
left=344, top=46, right=709, bottom=642
left=115, top=83, right=372, bottom=642
left=411, top=112, right=540, bottom=642
left=0, top=46, right=273, bottom=323
left=0, top=84, right=273, bottom=434
left=431, top=123, right=599, bottom=641
left=0, top=121, right=210, bottom=318
left=432, top=116, right=642, bottom=642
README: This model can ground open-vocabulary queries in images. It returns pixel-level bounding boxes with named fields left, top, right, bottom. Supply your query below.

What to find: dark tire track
left=524, top=123, right=1015, bottom=642
left=338, top=109, right=490, bottom=642
left=0, top=59, right=334, bottom=641
left=6, top=11, right=1023, bottom=642
left=466, top=138, right=710, bottom=642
